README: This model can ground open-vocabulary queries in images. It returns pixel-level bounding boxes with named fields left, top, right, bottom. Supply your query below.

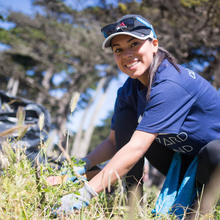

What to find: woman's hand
left=46, top=159, right=88, bottom=186
left=54, top=183, right=98, bottom=216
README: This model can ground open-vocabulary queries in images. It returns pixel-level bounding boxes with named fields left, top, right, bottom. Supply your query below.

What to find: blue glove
left=62, top=157, right=91, bottom=182
left=64, top=165, right=86, bottom=182
left=56, top=183, right=98, bottom=215
left=46, top=158, right=91, bottom=186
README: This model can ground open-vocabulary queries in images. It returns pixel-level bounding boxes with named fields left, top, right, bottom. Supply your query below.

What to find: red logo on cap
left=116, top=22, right=127, bottom=31
left=119, top=22, right=126, bottom=27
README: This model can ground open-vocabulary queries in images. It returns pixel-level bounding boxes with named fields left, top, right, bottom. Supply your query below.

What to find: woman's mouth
left=125, top=61, right=139, bottom=69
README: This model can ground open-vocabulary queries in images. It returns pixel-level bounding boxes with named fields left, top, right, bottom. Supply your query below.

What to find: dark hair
left=146, top=46, right=180, bottom=99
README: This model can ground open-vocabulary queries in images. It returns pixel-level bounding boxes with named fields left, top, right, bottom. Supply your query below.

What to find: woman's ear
left=152, top=39, right=158, bottom=47
left=152, top=39, right=158, bottom=53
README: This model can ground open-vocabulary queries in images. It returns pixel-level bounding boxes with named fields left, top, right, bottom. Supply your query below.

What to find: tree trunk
left=70, top=96, right=93, bottom=156
left=7, top=77, right=19, bottom=96
left=37, top=67, right=53, bottom=103
left=79, top=85, right=109, bottom=157
left=71, top=76, right=110, bottom=158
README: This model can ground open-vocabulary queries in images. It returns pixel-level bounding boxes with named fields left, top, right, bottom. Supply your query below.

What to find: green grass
left=0, top=142, right=219, bottom=220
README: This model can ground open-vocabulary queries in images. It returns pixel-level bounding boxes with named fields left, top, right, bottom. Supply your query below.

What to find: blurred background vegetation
left=0, top=0, right=219, bottom=158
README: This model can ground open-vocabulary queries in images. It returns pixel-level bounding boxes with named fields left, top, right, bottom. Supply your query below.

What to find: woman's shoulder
left=154, top=59, right=218, bottom=98
left=118, top=77, right=139, bottom=93
left=156, top=59, right=202, bottom=83
left=116, top=77, right=139, bottom=104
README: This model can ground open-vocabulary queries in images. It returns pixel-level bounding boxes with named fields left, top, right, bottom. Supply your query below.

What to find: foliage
left=0, top=144, right=74, bottom=218
left=0, top=140, right=219, bottom=219
left=0, top=140, right=150, bottom=219
left=180, top=0, right=209, bottom=7
left=0, top=1, right=117, bottom=142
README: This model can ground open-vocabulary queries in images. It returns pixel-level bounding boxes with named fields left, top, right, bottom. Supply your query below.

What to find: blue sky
left=0, top=0, right=33, bottom=15
left=0, top=0, right=119, bottom=15
left=0, top=0, right=127, bottom=131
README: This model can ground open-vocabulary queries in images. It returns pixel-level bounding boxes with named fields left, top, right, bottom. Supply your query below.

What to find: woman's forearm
left=88, top=130, right=157, bottom=193
left=86, top=130, right=117, bottom=169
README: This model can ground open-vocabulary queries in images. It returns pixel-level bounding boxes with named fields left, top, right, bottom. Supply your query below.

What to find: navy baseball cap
left=101, top=14, right=157, bottom=49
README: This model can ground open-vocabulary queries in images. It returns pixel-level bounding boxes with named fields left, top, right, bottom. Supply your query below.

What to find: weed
left=0, top=140, right=219, bottom=219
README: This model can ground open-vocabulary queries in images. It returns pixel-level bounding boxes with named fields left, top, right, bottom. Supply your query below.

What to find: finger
left=46, top=176, right=63, bottom=186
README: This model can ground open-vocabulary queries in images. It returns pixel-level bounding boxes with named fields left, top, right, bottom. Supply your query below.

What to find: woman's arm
left=88, top=130, right=157, bottom=193
left=86, top=130, right=117, bottom=169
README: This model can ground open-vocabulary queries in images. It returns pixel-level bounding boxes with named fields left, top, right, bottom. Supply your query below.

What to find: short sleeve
left=137, top=81, right=196, bottom=134
left=111, top=89, right=125, bottom=130
left=111, top=79, right=138, bottom=130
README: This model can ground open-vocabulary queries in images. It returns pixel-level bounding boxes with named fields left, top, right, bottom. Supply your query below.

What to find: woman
left=56, top=14, right=220, bottom=217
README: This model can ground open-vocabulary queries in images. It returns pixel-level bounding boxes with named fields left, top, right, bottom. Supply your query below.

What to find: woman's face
left=111, top=35, right=158, bottom=86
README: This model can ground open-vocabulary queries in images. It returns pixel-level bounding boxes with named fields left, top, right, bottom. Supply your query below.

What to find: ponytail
left=146, top=46, right=180, bottom=99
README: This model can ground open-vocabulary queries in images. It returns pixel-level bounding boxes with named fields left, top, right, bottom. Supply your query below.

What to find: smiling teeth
left=126, top=61, right=138, bottom=68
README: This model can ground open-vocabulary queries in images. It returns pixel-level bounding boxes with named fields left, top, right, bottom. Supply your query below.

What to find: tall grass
left=0, top=140, right=219, bottom=219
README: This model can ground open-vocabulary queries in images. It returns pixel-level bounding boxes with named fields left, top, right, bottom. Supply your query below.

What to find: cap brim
left=102, top=30, right=154, bottom=49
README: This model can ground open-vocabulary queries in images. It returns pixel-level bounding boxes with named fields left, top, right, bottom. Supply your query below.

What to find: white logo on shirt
left=138, top=115, right=142, bottom=123
left=187, top=69, right=196, bottom=79
left=156, top=132, right=194, bottom=153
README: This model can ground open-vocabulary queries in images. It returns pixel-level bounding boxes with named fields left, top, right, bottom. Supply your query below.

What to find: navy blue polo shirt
left=111, top=59, right=220, bottom=155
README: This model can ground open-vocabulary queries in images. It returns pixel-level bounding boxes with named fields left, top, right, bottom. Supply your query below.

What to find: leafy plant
left=0, top=140, right=219, bottom=219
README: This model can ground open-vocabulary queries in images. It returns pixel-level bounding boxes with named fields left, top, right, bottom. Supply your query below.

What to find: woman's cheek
left=115, top=57, right=124, bottom=72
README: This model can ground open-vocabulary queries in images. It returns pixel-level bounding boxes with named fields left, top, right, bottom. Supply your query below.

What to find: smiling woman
left=53, top=14, right=220, bottom=218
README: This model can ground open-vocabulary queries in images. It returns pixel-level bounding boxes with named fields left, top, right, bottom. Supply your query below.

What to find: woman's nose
left=121, top=48, right=133, bottom=58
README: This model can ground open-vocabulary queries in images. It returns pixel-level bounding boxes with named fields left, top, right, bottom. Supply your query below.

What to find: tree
left=141, top=0, right=220, bottom=87
left=0, top=0, right=117, bottom=144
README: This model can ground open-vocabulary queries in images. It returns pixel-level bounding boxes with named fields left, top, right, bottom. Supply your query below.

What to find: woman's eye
left=131, top=42, right=138, bottom=47
left=131, top=42, right=139, bottom=48
left=114, top=48, right=122, bottom=54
